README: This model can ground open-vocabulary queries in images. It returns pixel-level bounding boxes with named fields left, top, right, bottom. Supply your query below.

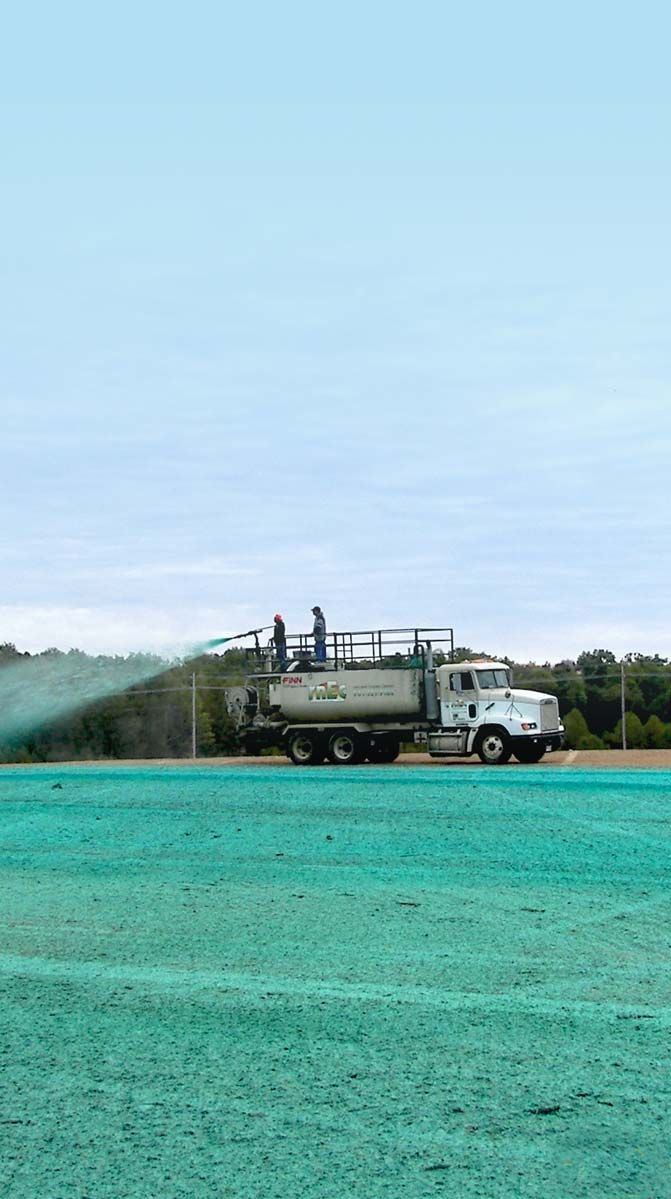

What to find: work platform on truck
left=242, top=626, right=455, bottom=674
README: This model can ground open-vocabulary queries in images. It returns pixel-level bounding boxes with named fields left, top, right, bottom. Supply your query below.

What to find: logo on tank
left=308, top=681, right=347, bottom=702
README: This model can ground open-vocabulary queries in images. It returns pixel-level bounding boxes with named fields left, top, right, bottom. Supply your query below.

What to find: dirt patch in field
left=4, top=749, right=671, bottom=769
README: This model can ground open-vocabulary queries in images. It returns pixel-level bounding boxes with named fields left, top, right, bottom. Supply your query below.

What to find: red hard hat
left=274, top=613, right=283, bottom=621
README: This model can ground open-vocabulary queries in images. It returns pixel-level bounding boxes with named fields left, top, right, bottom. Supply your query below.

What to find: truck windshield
left=476, top=669, right=510, bottom=689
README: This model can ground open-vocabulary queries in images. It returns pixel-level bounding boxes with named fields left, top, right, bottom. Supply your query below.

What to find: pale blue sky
left=2, top=3, right=670, bottom=660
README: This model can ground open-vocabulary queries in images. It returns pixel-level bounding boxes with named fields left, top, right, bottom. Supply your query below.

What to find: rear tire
left=287, top=733, right=323, bottom=765
left=476, top=728, right=512, bottom=765
left=327, top=731, right=364, bottom=765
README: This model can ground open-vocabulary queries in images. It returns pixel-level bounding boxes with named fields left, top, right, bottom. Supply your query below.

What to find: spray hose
left=204, top=626, right=273, bottom=650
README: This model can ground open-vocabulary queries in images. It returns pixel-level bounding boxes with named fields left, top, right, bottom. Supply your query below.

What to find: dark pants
left=274, top=642, right=287, bottom=668
left=315, top=639, right=326, bottom=662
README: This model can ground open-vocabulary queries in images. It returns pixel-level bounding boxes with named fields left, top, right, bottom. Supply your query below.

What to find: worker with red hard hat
left=273, top=613, right=287, bottom=669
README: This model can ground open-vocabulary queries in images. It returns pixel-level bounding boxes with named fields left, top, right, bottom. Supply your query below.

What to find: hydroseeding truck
left=224, top=626, right=564, bottom=765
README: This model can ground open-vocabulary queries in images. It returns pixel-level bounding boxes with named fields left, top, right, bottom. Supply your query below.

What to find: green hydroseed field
left=0, top=766, right=669, bottom=1198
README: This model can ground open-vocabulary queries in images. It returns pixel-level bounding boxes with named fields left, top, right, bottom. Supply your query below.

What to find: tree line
left=491, top=648, right=671, bottom=750
left=1, top=642, right=670, bottom=762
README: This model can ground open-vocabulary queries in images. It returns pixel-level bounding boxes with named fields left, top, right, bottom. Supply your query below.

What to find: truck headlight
left=521, top=722, right=537, bottom=731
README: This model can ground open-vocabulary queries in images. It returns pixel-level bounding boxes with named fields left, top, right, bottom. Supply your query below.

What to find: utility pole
left=620, top=660, right=627, bottom=751
left=191, top=671, right=197, bottom=759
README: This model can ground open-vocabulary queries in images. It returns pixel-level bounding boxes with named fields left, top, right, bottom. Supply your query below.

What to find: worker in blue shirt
left=311, top=606, right=327, bottom=662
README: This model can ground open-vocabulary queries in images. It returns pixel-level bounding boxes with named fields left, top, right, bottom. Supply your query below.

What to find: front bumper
left=511, top=732, right=564, bottom=752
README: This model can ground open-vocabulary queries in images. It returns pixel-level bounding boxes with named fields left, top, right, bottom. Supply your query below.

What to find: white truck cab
left=431, top=660, right=562, bottom=763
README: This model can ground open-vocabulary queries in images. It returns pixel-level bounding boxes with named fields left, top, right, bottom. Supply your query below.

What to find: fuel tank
left=269, top=668, right=423, bottom=723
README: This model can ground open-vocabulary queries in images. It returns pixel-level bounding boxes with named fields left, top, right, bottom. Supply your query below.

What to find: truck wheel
left=514, top=743, right=547, bottom=764
left=287, top=733, right=322, bottom=766
left=327, top=732, right=364, bottom=765
left=476, top=728, right=512, bottom=765
left=367, top=737, right=400, bottom=763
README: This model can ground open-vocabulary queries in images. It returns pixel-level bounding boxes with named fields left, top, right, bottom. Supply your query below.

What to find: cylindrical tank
left=269, top=668, right=422, bottom=723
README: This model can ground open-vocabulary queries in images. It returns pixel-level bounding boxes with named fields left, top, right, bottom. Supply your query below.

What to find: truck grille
left=540, top=698, right=560, bottom=732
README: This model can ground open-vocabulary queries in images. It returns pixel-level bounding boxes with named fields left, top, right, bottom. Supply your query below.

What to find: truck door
left=444, top=669, right=479, bottom=726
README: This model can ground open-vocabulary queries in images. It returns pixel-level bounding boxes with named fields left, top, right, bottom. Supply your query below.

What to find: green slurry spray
left=0, top=627, right=269, bottom=742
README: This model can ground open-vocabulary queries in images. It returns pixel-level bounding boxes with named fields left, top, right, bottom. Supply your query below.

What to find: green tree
left=576, top=649, right=621, bottom=737
left=642, top=714, right=671, bottom=749
left=579, top=733, right=605, bottom=749
left=513, top=662, right=558, bottom=695
left=605, top=712, right=646, bottom=749
left=563, top=708, right=589, bottom=747
left=626, top=655, right=671, bottom=723
left=562, top=708, right=604, bottom=749
left=452, top=646, right=492, bottom=662
left=552, top=661, right=587, bottom=712
left=0, top=642, right=27, bottom=662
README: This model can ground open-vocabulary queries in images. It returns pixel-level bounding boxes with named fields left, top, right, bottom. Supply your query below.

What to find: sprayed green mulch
left=0, top=766, right=669, bottom=1198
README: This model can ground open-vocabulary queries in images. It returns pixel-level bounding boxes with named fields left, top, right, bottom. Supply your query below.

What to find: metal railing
left=244, top=626, right=455, bottom=671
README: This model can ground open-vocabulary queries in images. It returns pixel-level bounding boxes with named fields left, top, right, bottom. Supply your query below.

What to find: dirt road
left=4, top=749, right=671, bottom=768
